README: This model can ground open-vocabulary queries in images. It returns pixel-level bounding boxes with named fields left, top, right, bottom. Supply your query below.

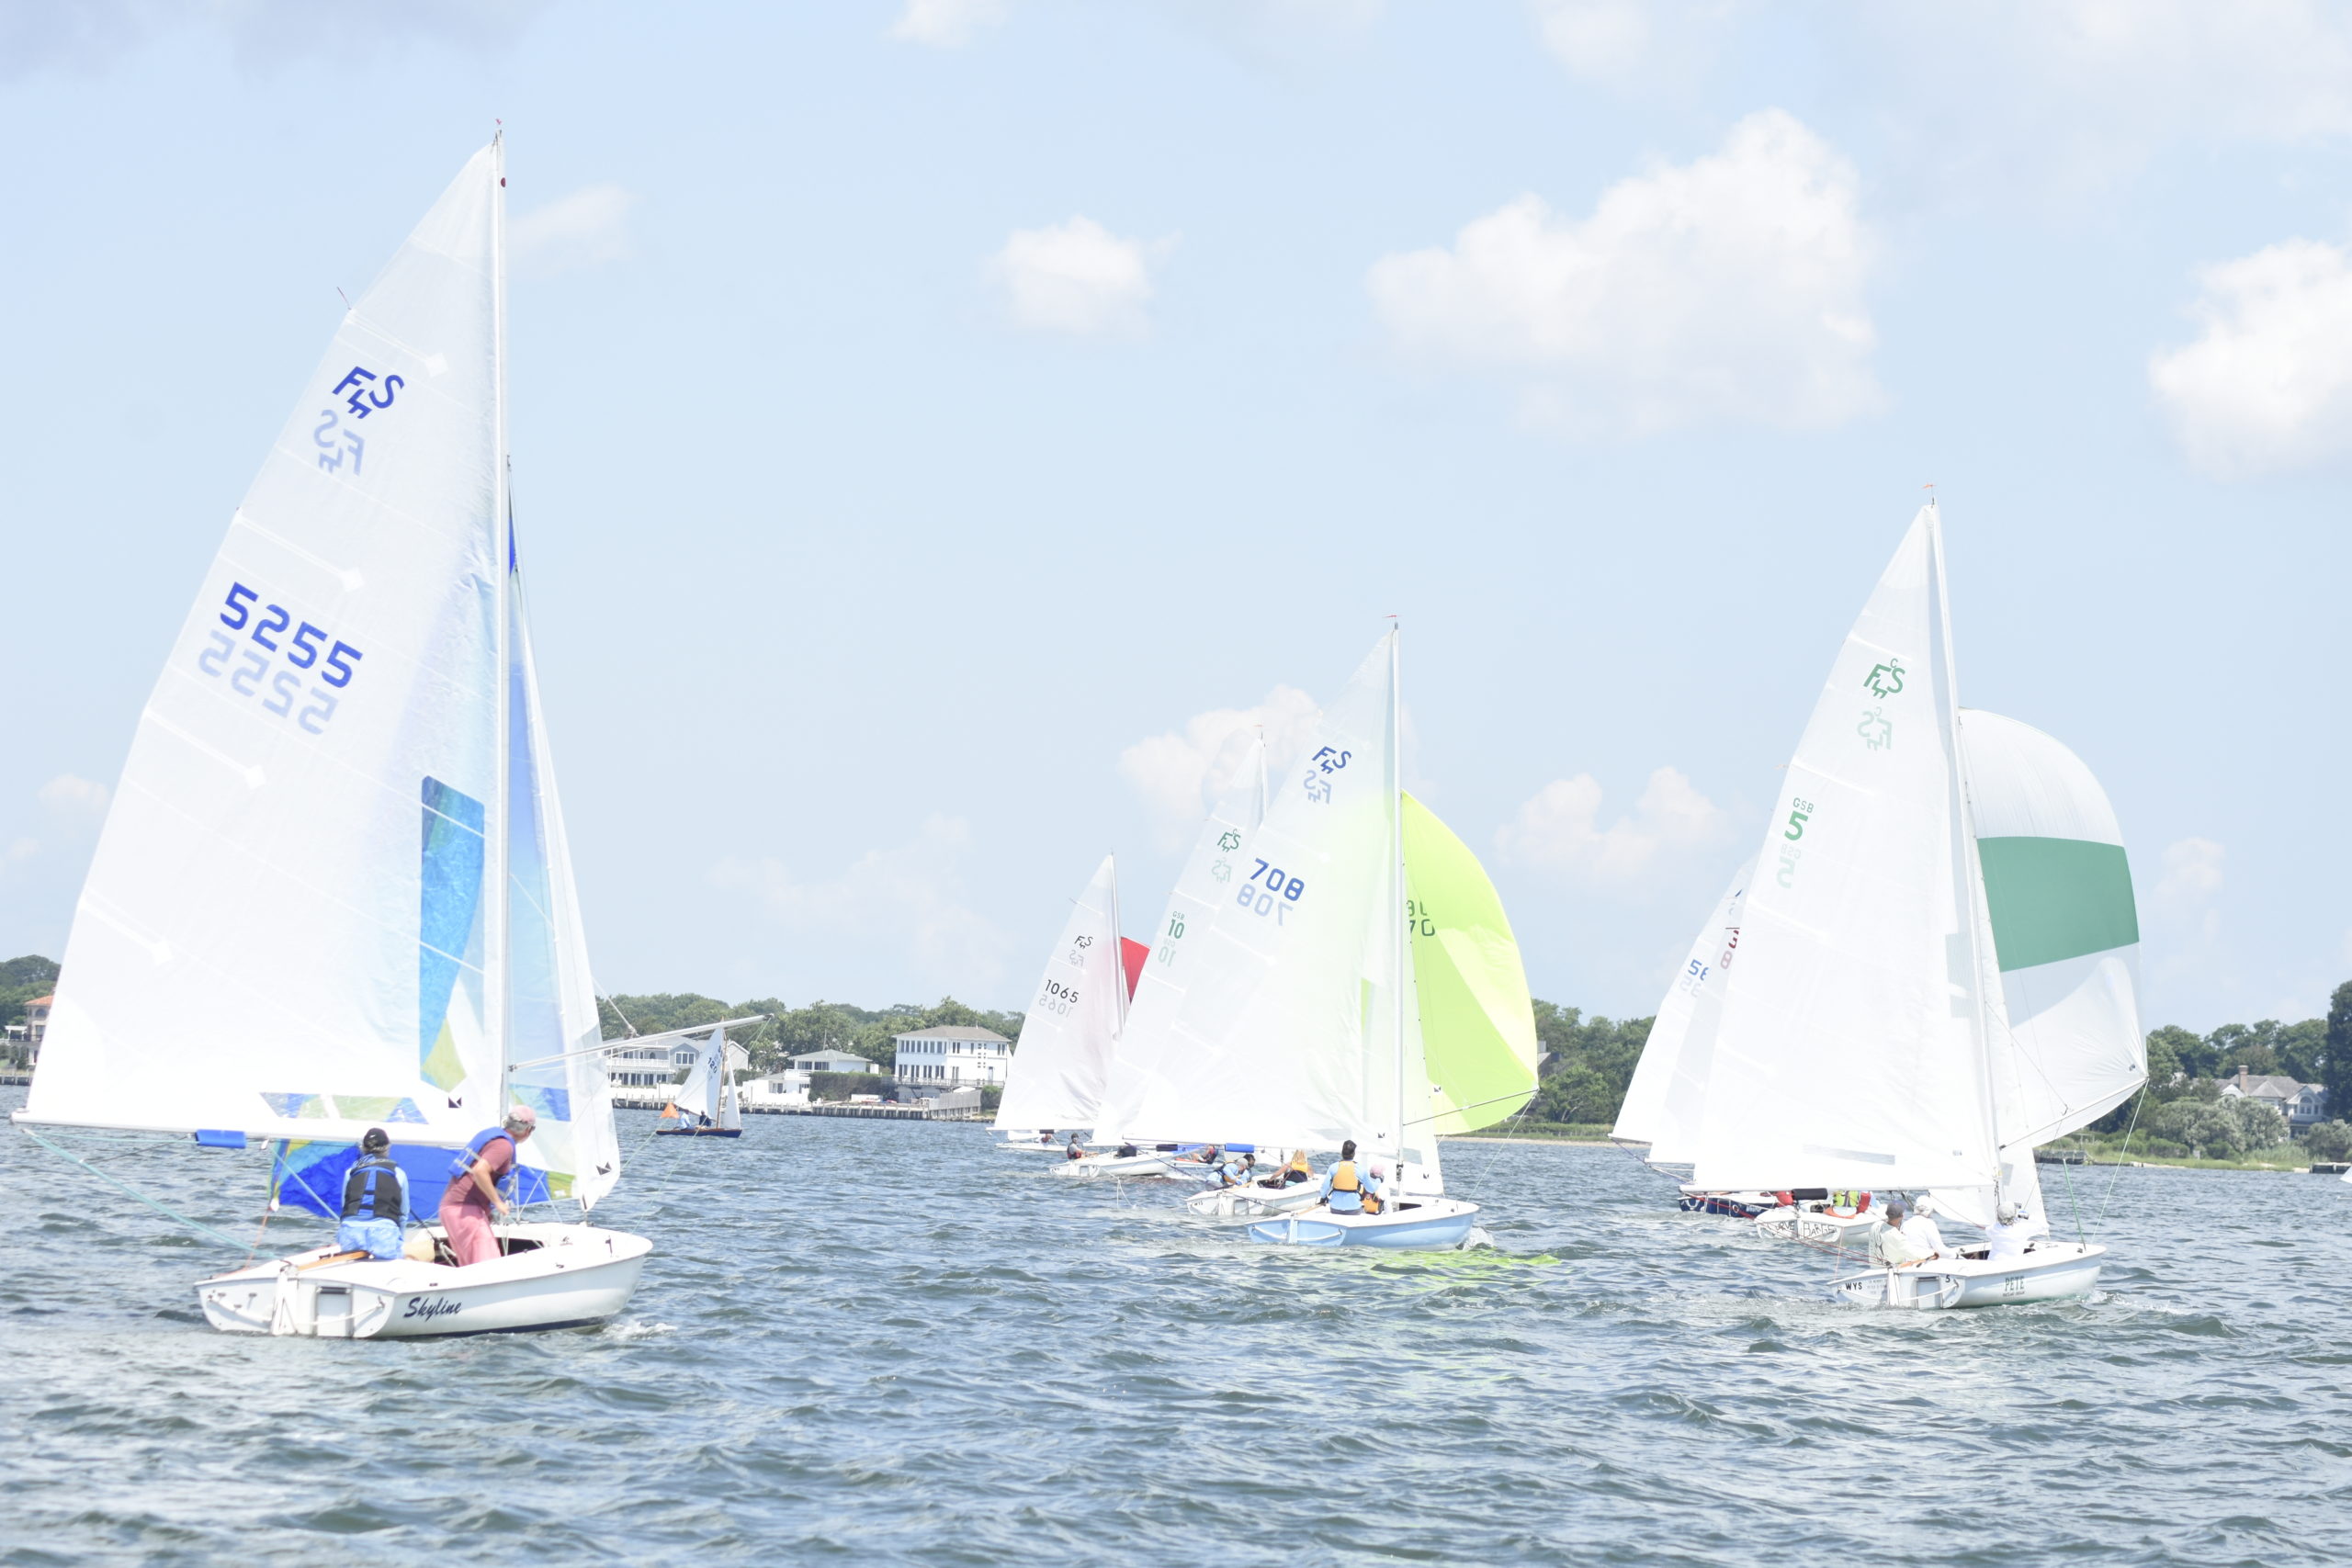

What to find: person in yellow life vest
left=1261, top=1149, right=1312, bottom=1190
left=1319, top=1140, right=1385, bottom=1215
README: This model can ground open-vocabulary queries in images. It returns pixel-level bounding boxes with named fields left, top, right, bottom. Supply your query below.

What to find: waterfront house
left=792, top=1049, right=881, bottom=1075
left=892, top=1025, right=1011, bottom=1088
left=2220, top=1069, right=2326, bottom=1131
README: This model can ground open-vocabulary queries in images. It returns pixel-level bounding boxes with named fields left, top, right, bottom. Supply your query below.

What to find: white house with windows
left=793, top=1050, right=880, bottom=1075
left=603, top=1040, right=701, bottom=1089
left=2221, top=1070, right=2326, bottom=1131
left=893, top=1025, right=1011, bottom=1088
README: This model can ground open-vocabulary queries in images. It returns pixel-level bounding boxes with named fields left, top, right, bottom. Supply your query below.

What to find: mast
left=1109, top=854, right=1128, bottom=1036
left=1929, top=502, right=2006, bottom=1206
left=1389, top=626, right=1408, bottom=1172
left=489, top=130, right=514, bottom=1100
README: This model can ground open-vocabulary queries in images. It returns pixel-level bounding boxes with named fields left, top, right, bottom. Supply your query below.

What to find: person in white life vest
left=1984, top=1199, right=2038, bottom=1263
left=1901, top=1197, right=1950, bottom=1259
left=1873, top=1201, right=1931, bottom=1268
left=335, top=1127, right=409, bottom=1260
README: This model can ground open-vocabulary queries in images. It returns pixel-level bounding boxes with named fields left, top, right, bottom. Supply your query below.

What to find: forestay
left=995, top=856, right=1126, bottom=1134
left=1689, top=507, right=2004, bottom=1194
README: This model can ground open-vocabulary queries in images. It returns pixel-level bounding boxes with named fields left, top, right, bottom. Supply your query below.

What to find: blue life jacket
left=445, top=1129, right=516, bottom=1195
left=341, top=1152, right=404, bottom=1223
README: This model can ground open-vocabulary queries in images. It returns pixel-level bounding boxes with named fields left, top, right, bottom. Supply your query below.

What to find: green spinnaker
left=1402, top=793, right=1540, bottom=1135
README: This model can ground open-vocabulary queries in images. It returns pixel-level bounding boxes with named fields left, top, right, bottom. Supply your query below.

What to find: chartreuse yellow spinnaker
left=1402, top=794, right=1541, bottom=1136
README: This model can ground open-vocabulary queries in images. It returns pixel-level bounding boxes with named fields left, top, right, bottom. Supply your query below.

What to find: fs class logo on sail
left=312, top=364, right=402, bottom=476
left=197, top=581, right=367, bottom=735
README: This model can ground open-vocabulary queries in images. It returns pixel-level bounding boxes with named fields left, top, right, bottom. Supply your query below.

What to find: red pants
left=439, top=1194, right=500, bottom=1267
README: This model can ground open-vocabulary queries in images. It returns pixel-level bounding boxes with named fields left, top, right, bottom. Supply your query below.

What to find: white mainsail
left=20, top=142, right=617, bottom=1208
left=1110, top=634, right=1414, bottom=1163
left=1093, top=732, right=1274, bottom=1143
left=1689, top=507, right=2005, bottom=1194
left=994, top=856, right=1127, bottom=1133
left=1611, top=859, right=1751, bottom=1163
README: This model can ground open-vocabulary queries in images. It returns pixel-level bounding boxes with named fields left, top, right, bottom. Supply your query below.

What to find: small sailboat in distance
left=996, top=856, right=1128, bottom=1155
left=657, top=1024, right=754, bottom=1138
left=14, top=139, right=656, bottom=1337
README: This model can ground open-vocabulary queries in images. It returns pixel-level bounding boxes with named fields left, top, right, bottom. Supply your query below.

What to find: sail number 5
left=1238, top=861, right=1306, bottom=924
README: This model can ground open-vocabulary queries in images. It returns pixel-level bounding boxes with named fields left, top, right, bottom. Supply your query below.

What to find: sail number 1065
left=1237, top=860, right=1306, bottom=924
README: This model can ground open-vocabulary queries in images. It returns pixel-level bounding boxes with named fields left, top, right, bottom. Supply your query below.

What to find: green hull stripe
left=1977, top=836, right=2138, bottom=973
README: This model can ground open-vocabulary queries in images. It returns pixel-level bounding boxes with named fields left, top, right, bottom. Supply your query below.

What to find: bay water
left=3, top=1088, right=2346, bottom=1565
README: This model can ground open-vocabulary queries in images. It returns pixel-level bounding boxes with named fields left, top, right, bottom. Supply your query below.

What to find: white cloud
left=712, top=816, right=1011, bottom=987
left=1367, top=109, right=1879, bottom=436
left=36, top=773, right=109, bottom=824
left=1527, top=0, right=1736, bottom=88
left=1495, top=767, right=1729, bottom=883
left=2149, top=239, right=2352, bottom=477
left=1118, top=687, right=1320, bottom=850
left=509, top=183, right=638, bottom=277
left=0, top=1, right=545, bottom=81
left=989, top=217, right=1167, bottom=339
left=890, top=0, right=1006, bottom=49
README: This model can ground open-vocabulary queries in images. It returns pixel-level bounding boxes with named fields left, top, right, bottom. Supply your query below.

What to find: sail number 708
left=1236, top=860, right=1306, bottom=924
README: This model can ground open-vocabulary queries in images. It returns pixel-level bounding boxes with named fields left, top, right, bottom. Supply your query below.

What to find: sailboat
left=994, top=856, right=1128, bottom=1152
left=1076, top=734, right=1276, bottom=1182
left=1668, top=503, right=2143, bottom=1307
left=12, top=140, right=654, bottom=1338
left=658, top=1024, right=750, bottom=1137
left=1108, top=630, right=1541, bottom=1248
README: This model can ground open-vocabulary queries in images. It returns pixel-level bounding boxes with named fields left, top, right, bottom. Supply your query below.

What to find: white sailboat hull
left=1186, top=1179, right=1325, bottom=1217
left=1056, top=1152, right=1214, bottom=1180
left=195, top=1222, right=650, bottom=1338
left=1244, top=1196, right=1480, bottom=1250
left=1833, top=1241, right=2104, bottom=1310
left=1755, top=1204, right=1882, bottom=1248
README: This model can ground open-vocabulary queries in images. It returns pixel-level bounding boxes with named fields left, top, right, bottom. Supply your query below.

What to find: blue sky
left=3, top=1, right=2346, bottom=1030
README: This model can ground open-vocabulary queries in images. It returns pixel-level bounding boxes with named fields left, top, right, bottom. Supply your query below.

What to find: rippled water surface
left=5, top=1087, right=2349, bottom=1565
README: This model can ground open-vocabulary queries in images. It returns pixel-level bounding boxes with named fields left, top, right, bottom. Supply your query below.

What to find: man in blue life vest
left=1216, top=1151, right=1253, bottom=1188
left=1319, top=1140, right=1385, bottom=1215
left=335, top=1127, right=409, bottom=1260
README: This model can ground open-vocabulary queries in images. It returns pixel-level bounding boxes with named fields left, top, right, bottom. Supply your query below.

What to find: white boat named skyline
left=13, top=138, right=654, bottom=1337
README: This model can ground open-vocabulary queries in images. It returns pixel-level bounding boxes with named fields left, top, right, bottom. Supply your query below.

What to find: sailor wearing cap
left=436, top=1104, right=537, bottom=1268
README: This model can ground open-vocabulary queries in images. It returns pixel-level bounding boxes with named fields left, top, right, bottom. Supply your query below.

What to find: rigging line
left=21, top=1126, right=255, bottom=1254
left=2096, top=1087, right=2147, bottom=1232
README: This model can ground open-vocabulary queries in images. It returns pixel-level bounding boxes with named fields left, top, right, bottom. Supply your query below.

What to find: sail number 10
left=1237, top=860, right=1306, bottom=924
left=195, top=581, right=366, bottom=734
